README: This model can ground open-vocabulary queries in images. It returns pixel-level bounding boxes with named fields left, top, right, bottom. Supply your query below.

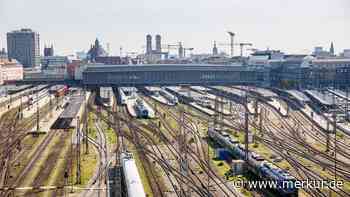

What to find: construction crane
left=183, top=48, right=194, bottom=58
left=219, top=42, right=253, bottom=57
left=237, top=43, right=253, bottom=57
left=163, top=43, right=193, bottom=58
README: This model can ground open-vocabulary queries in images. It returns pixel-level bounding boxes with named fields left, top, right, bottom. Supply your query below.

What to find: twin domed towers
left=146, top=34, right=162, bottom=55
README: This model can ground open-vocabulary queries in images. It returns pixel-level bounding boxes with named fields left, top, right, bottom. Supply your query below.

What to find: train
left=27, top=89, right=49, bottom=106
left=159, top=88, right=178, bottom=105
left=99, top=87, right=114, bottom=107
left=117, top=87, right=137, bottom=105
left=134, top=99, right=149, bottom=118
left=49, top=85, right=68, bottom=97
left=208, top=127, right=298, bottom=196
left=5, top=85, right=34, bottom=95
left=121, top=152, right=146, bottom=197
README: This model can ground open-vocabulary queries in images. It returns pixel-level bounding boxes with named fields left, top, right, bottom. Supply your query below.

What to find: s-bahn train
left=208, top=128, right=298, bottom=196
left=121, top=152, right=146, bottom=197
left=134, top=99, right=149, bottom=118
left=27, top=89, right=49, bottom=106
left=159, top=88, right=178, bottom=105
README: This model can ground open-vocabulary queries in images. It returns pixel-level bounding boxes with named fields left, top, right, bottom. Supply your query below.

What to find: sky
left=0, top=0, right=349, bottom=56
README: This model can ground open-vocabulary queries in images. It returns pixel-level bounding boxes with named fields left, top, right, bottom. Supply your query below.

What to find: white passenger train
left=118, top=87, right=127, bottom=105
left=100, top=87, right=114, bottom=107
left=134, top=98, right=149, bottom=118
left=118, top=87, right=137, bottom=105
left=121, top=152, right=146, bottom=197
left=160, top=88, right=178, bottom=105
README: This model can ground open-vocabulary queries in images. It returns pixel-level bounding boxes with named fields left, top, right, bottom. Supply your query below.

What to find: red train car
left=52, top=85, right=69, bottom=97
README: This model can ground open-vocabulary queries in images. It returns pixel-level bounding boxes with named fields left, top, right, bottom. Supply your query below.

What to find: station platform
left=126, top=99, right=137, bottom=117
left=252, top=87, right=278, bottom=98
left=337, top=123, right=350, bottom=135
left=215, top=86, right=246, bottom=97
left=285, top=90, right=310, bottom=103
left=189, top=102, right=215, bottom=116
left=301, top=105, right=335, bottom=131
left=23, top=94, right=51, bottom=119
left=144, top=86, right=177, bottom=106
left=0, top=95, right=30, bottom=117
left=233, top=86, right=277, bottom=98
left=150, top=95, right=175, bottom=106
left=327, top=89, right=350, bottom=101
left=30, top=99, right=66, bottom=133
left=190, top=86, right=217, bottom=99
left=304, top=90, right=334, bottom=106
left=267, top=98, right=288, bottom=117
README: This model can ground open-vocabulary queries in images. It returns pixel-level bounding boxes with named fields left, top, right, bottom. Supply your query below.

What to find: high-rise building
left=7, top=28, right=40, bottom=68
left=146, top=34, right=152, bottom=54
left=155, top=34, right=161, bottom=53
left=44, top=44, right=54, bottom=56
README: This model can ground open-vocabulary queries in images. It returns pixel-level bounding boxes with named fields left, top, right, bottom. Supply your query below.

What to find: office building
left=7, top=28, right=40, bottom=68
left=41, top=56, right=69, bottom=67
left=44, top=45, right=54, bottom=56
left=0, top=58, right=24, bottom=84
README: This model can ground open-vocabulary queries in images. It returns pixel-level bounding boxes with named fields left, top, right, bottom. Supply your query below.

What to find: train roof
left=214, top=86, right=246, bottom=96
left=304, top=90, right=334, bottom=106
left=327, top=89, right=350, bottom=101
left=119, top=87, right=138, bottom=92
left=285, top=90, right=310, bottom=102
left=84, top=63, right=249, bottom=73
left=122, top=153, right=146, bottom=197
left=251, top=87, right=277, bottom=97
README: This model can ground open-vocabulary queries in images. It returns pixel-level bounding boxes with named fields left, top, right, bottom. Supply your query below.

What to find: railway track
left=262, top=106, right=350, bottom=176
left=93, top=95, right=240, bottom=196
left=5, top=130, right=58, bottom=196
left=142, top=96, right=242, bottom=196
left=0, top=92, right=64, bottom=196
left=202, top=94, right=350, bottom=196
left=258, top=104, right=350, bottom=196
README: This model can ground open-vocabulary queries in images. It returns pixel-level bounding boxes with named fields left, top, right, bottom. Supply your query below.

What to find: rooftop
left=304, top=90, right=334, bottom=106
left=285, top=90, right=310, bottom=102
left=84, top=63, right=249, bottom=73
left=8, top=28, right=37, bottom=34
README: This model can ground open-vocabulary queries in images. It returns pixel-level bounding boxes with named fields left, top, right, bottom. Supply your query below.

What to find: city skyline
left=0, top=0, right=349, bottom=56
